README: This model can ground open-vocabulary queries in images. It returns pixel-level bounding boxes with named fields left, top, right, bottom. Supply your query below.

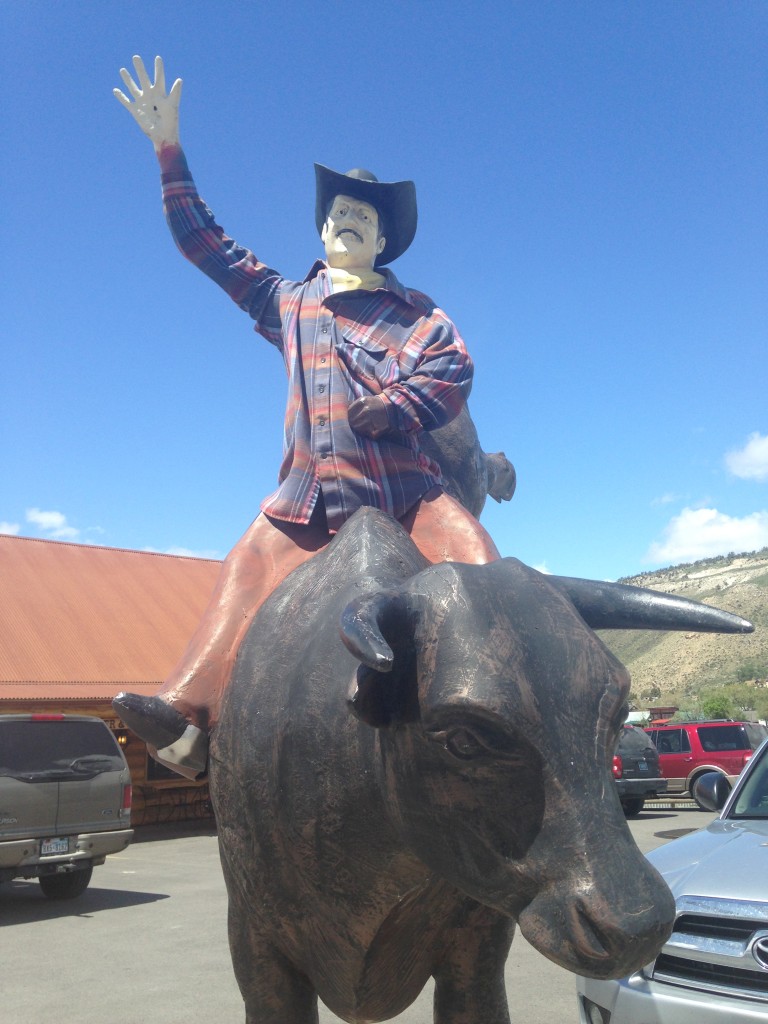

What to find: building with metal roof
left=0, top=534, right=220, bottom=824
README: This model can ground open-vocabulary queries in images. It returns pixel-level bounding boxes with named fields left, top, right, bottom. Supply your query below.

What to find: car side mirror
left=692, top=771, right=731, bottom=812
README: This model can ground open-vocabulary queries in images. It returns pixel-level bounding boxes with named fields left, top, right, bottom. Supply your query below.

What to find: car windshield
left=729, top=741, right=768, bottom=819
left=0, top=720, right=124, bottom=775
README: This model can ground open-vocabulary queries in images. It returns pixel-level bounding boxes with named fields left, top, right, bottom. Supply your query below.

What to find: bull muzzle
left=516, top=849, right=675, bottom=979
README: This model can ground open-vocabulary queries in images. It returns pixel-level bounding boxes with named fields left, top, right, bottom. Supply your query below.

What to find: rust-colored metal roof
left=0, top=535, right=220, bottom=701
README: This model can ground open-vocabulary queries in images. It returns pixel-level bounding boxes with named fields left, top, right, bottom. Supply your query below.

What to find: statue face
left=321, top=194, right=386, bottom=269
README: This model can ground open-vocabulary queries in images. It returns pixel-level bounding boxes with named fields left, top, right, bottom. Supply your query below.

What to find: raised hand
left=114, top=55, right=182, bottom=151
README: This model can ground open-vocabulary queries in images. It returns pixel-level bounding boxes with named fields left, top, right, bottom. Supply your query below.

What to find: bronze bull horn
left=339, top=589, right=411, bottom=671
left=340, top=589, right=426, bottom=727
left=547, top=575, right=754, bottom=634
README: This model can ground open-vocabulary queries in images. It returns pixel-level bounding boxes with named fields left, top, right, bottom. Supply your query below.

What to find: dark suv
left=645, top=719, right=768, bottom=809
left=612, top=724, right=667, bottom=816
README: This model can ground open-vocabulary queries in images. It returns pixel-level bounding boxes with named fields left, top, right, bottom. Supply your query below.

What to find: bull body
left=209, top=508, right=754, bottom=1023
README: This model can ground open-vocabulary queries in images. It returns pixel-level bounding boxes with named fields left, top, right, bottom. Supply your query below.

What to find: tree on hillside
left=735, top=659, right=768, bottom=684
left=700, top=693, right=734, bottom=720
left=640, top=684, right=662, bottom=701
left=673, top=704, right=703, bottom=722
left=726, top=684, right=768, bottom=721
left=697, top=687, right=768, bottom=722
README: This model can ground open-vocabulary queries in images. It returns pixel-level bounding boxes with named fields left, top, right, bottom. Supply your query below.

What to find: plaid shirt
left=160, top=146, right=473, bottom=531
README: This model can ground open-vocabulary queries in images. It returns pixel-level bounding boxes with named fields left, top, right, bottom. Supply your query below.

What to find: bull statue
left=209, top=507, right=752, bottom=1024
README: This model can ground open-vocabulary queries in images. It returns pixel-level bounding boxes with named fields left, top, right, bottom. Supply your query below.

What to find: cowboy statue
left=112, top=56, right=500, bottom=778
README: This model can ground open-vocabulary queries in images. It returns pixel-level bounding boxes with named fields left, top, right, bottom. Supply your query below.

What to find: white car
left=576, top=737, right=768, bottom=1023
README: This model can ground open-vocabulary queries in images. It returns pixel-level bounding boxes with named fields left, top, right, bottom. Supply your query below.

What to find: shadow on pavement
left=629, top=811, right=680, bottom=821
left=0, top=882, right=170, bottom=921
left=133, top=821, right=218, bottom=843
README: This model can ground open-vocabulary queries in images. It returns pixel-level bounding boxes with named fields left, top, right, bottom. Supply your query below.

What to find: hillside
left=598, top=548, right=768, bottom=713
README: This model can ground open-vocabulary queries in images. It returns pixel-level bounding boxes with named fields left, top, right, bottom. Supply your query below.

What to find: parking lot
left=2, top=803, right=711, bottom=1024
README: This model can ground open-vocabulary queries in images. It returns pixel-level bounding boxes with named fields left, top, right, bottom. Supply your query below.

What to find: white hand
left=114, top=55, right=182, bottom=150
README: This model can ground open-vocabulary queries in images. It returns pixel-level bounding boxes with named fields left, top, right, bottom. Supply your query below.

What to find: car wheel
left=38, top=865, right=93, bottom=900
left=692, top=774, right=729, bottom=811
left=621, top=798, right=645, bottom=817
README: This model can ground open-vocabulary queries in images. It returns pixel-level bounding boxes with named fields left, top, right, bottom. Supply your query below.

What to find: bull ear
left=339, top=590, right=419, bottom=728
left=547, top=575, right=754, bottom=634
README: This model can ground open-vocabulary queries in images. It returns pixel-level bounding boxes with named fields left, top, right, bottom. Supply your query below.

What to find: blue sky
left=2, top=0, right=766, bottom=581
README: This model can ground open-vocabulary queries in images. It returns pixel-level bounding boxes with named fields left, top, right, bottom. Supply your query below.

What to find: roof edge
left=0, top=533, right=222, bottom=564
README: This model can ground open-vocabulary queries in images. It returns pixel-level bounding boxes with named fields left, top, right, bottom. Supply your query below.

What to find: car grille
left=651, top=896, right=768, bottom=1003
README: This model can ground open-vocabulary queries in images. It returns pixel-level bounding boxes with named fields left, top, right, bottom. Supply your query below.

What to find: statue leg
left=114, top=511, right=329, bottom=776
left=402, top=487, right=501, bottom=564
left=158, top=512, right=329, bottom=724
left=433, top=906, right=514, bottom=1024
left=227, top=901, right=320, bottom=1024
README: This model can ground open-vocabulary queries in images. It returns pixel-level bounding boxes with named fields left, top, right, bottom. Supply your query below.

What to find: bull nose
left=566, top=897, right=672, bottom=977
left=567, top=902, right=615, bottom=962
left=518, top=878, right=675, bottom=980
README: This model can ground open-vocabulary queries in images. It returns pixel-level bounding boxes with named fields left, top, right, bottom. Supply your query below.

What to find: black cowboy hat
left=314, top=164, right=417, bottom=267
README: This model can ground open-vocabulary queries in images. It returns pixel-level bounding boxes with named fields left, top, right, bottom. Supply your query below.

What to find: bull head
left=338, top=559, right=753, bottom=979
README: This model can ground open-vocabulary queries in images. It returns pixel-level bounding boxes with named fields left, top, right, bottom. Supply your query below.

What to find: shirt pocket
left=336, top=327, right=403, bottom=393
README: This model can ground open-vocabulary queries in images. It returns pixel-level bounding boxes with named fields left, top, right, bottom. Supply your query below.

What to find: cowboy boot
left=113, top=692, right=208, bottom=777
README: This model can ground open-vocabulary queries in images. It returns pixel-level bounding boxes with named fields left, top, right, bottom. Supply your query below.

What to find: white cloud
left=165, top=546, right=222, bottom=560
left=725, top=432, right=768, bottom=482
left=143, top=545, right=223, bottom=560
left=0, top=521, right=20, bottom=535
left=26, top=508, right=80, bottom=541
left=651, top=493, right=681, bottom=507
left=646, top=506, right=768, bottom=565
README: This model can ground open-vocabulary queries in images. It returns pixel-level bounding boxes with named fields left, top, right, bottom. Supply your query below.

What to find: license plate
left=41, top=837, right=70, bottom=856
left=637, top=761, right=648, bottom=772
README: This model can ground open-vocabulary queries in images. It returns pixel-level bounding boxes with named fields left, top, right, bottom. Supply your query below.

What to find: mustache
left=336, top=227, right=364, bottom=244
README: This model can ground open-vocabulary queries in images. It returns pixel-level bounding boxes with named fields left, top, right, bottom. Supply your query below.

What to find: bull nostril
left=572, top=904, right=612, bottom=960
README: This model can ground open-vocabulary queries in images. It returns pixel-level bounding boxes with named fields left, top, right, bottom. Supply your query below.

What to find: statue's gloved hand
left=348, top=396, right=393, bottom=440
left=114, top=55, right=182, bottom=151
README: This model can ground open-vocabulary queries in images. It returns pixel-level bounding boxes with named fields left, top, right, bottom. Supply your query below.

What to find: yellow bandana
left=328, top=266, right=386, bottom=293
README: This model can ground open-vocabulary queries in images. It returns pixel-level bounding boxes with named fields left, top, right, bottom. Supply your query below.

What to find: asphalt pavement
left=1, top=805, right=713, bottom=1024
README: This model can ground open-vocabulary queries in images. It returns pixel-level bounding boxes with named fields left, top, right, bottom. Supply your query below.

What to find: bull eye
left=444, top=728, right=484, bottom=760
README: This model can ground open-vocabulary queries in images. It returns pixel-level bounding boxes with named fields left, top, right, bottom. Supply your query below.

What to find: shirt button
left=320, top=451, right=329, bottom=460
left=320, top=357, right=327, bottom=363
left=318, top=416, right=326, bottom=426
left=321, top=327, right=328, bottom=334
left=318, top=384, right=326, bottom=393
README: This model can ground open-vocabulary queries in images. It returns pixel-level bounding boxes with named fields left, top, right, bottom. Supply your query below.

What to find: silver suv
left=577, top=736, right=768, bottom=1022
left=0, top=714, right=133, bottom=899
